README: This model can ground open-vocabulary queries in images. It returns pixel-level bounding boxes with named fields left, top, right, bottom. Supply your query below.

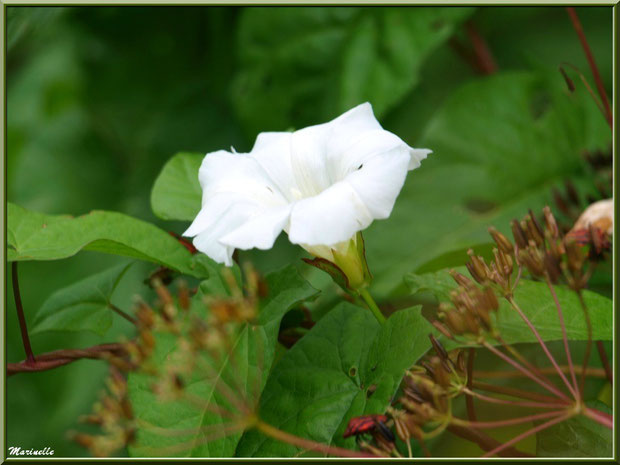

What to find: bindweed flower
left=184, top=103, right=430, bottom=291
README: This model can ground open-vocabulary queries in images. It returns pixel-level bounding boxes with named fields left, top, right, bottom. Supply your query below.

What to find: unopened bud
left=450, top=269, right=475, bottom=288
left=488, top=227, right=514, bottom=254
left=542, top=206, right=559, bottom=238
left=466, top=250, right=489, bottom=284
left=510, top=219, right=528, bottom=249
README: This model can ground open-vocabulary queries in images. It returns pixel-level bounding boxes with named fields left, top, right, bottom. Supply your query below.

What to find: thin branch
left=257, top=420, right=372, bottom=458
left=545, top=275, right=579, bottom=399
left=482, top=341, right=571, bottom=402
left=446, top=425, right=532, bottom=457
left=462, top=387, right=566, bottom=410
left=577, top=291, right=594, bottom=397
left=108, top=303, right=137, bottom=325
left=465, top=348, right=477, bottom=421
left=595, top=341, right=612, bottom=384
left=474, top=365, right=607, bottom=380
left=506, top=296, right=578, bottom=400
left=8, top=343, right=127, bottom=376
left=584, top=407, right=613, bottom=429
left=452, top=410, right=567, bottom=430
left=482, top=412, right=573, bottom=457
left=465, top=20, right=497, bottom=75
left=566, top=7, right=612, bottom=127
left=11, top=262, right=35, bottom=364
left=472, top=381, right=570, bottom=405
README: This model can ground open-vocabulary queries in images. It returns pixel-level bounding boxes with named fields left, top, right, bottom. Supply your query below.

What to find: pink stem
left=545, top=276, right=580, bottom=399
left=584, top=407, right=613, bottom=429
left=463, top=388, right=567, bottom=409
left=455, top=410, right=567, bottom=429
left=482, top=413, right=572, bottom=457
left=483, top=342, right=571, bottom=402
left=507, top=296, right=579, bottom=400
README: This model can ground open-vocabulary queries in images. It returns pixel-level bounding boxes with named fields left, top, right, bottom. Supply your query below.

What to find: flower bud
left=488, top=227, right=514, bottom=254
left=542, top=206, right=559, bottom=239
left=510, top=219, right=528, bottom=249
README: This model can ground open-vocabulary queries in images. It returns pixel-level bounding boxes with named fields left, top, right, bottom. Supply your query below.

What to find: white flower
left=571, top=198, right=613, bottom=235
left=184, top=102, right=431, bottom=267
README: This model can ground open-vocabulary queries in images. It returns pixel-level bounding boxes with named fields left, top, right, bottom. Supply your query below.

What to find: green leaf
left=31, top=263, right=133, bottom=336
left=128, top=265, right=319, bottom=457
left=536, top=402, right=612, bottom=457
left=7, top=202, right=207, bottom=278
left=365, top=72, right=610, bottom=296
left=236, top=304, right=434, bottom=457
left=233, top=7, right=473, bottom=134
left=405, top=267, right=613, bottom=345
left=151, top=152, right=203, bottom=221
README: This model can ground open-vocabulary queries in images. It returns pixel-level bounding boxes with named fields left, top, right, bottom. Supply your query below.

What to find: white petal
left=198, top=150, right=285, bottom=207
left=408, top=148, right=432, bottom=170
left=345, top=148, right=411, bottom=219
left=250, top=132, right=298, bottom=201
left=191, top=201, right=257, bottom=266
left=288, top=181, right=373, bottom=246
left=219, top=205, right=292, bottom=250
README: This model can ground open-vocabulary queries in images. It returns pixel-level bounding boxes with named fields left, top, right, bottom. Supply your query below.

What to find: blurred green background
left=6, top=6, right=612, bottom=457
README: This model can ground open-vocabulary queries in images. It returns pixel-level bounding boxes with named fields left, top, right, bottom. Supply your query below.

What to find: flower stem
left=256, top=420, right=371, bottom=458
left=451, top=409, right=567, bottom=429
left=11, top=262, right=35, bottom=365
left=482, top=341, right=570, bottom=401
left=359, top=288, right=386, bottom=324
left=482, top=412, right=573, bottom=457
left=506, top=296, right=578, bottom=400
left=472, top=381, right=569, bottom=404
left=566, top=7, right=612, bottom=128
left=584, top=407, right=613, bottom=429
left=545, top=275, right=579, bottom=399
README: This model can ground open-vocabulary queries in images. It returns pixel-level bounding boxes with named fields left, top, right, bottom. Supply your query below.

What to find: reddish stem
left=11, top=262, right=35, bottom=365
left=482, top=412, right=572, bottom=457
left=472, top=381, right=569, bottom=405
left=595, top=341, right=612, bottom=384
left=453, top=410, right=567, bottom=429
left=545, top=276, right=579, bottom=399
left=584, top=407, right=613, bottom=429
left=566, top=7, right=612, bottom=127
left=8, top=343, right=126, bottom=376
left=506, top=296, right=578, bottom=400
left=463, top=387, right=566, bottom=410
left=465, top=348, right=477, bottom=421
left=465, top=20, right=497, bottom=75
left=483, top=342, right=570, bottom=402
left=446, top=425, right=531, bottom=457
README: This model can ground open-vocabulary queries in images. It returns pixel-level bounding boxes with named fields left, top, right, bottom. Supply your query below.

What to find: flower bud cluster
left=71, top=367, right=135, bottom=457
left=437, top=275, right=499, bottom=340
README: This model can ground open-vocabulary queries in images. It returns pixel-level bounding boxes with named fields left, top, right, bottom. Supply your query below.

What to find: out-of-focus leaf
left=129, top=266, right=319, bottom=457
left=536, top=402, right=612, bottom=457
left=365, top=72, right=610, bottom=296
left=151, top=152, right=203, bottom=221
left=7, top=202, right=206, bottom=277
left=32, top=263, right=132, bottom=336
left=236, top=304, right=433, bottom=457
left=405, top=266, right=613, bottom=345
left=233, top=7, right=473, bottom=134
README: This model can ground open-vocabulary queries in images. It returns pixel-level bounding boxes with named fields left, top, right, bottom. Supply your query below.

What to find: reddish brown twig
left=465, top=348, right=477, bottom=421
left=8, top=343, right=127, bottom=376
left=465, top=20, right=497, bottom=75
left=447, top=425, right=531, bottom=457
left=566, top=7, right=612, bottom=127
left=12, top=262, right=35, bottom=365
left=596, top=341, right=612, bottom=384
